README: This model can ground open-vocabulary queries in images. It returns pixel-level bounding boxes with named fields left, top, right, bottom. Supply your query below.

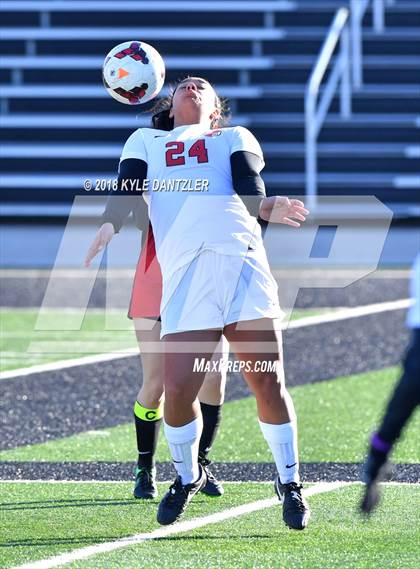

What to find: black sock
left=133, top=401, right=162, bottom=469
left=199, top=402, right=222, bottom=459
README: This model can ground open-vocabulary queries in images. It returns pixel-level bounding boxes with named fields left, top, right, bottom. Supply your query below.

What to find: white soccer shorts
left=160, top=248, right=283, bottom=338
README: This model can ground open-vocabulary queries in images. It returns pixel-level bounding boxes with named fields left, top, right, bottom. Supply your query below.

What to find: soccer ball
left=102, top=41, right=165, bottom=105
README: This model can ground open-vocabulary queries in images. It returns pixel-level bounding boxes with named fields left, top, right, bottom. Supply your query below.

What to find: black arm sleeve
left=230, top=150, right=268, bottom=234
left=101, top=158, right=148, bottom=233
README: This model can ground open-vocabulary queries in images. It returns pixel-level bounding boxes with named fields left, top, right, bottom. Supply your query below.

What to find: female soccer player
left=98, top=76, right=310, bottom=530
left=85, top=99, right=229, bottom=500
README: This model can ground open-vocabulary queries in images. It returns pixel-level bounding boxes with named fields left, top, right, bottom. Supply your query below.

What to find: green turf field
left=0, top=309, right=136, bottom=372
left=0, top=308, right=325, bottom=372
left=2, top=308, right=419, bottom=568
left=1, top=482, right=418, bottom=569
left=1, top=367, right=418, bottom=463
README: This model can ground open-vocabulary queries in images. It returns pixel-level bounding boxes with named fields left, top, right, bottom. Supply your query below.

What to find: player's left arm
left=230, top=150, right=268, bottom=230
left=230, top=150, right=309, bottom=228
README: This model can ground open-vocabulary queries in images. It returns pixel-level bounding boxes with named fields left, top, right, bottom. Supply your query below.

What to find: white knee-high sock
left=259, top=420, right=300, bottom=484
left=164, top=416, right=203, bottom=485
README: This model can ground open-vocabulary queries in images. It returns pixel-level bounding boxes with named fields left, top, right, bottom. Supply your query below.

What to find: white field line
left=0, top=480, right=270, bottom=485
left=0, top=349, right=138, bottom=380
left=0, top=307, right=129, bottom=313
left=2, top=332, right=133, bottom=338
left=0, top=479, right=173, bottom=484
left=12, top=481, right=348, bottom=569
left=1, top=298, right=411, bottom=381
left=0, top=480, right=417, bottom=486
left=285, top=298, right=412, bottom=329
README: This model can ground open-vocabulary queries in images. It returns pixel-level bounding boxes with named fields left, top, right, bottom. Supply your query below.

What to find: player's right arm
left=84, top=129, right=148, bottom=267
left=84, top=158, right=147, bottom=266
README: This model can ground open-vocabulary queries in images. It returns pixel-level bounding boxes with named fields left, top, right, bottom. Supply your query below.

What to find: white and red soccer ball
left=103, top=41, right=165, bottom=105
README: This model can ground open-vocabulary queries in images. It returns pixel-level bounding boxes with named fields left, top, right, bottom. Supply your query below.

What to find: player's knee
left=137, top=368, right=164, bottom=402
left=164, top=376, right=193, bottom=404
left=138, top=384, right=164, bottom=405
left=255, top=371, right=285, bottom=398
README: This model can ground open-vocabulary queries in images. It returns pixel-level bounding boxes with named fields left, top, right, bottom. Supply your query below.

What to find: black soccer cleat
left=157, top=465, right=207, bottom=526
left=274, top=477, right=310, bottom=530
left=360, top=451, right=392, bottom=514
left=133, top=465, right=158, bottom=499
left=198, top=453, right=224, bottom=497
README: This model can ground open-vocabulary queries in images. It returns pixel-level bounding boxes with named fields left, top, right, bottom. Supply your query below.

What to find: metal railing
left=305, top=7, right=351, bottom=210
left=351, top=0, right=386, bottom=90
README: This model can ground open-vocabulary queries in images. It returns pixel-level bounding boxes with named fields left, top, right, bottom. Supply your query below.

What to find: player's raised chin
left=168, top=77, right=221, bottom=127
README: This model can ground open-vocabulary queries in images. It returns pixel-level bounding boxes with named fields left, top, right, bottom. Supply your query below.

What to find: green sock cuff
left=134, top=401, right=163, bottom=422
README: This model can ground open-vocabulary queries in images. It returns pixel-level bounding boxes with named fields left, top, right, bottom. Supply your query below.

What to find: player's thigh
left=163, top=329, right=223, bottom=403
left=224, top=317, right=285, bottom=393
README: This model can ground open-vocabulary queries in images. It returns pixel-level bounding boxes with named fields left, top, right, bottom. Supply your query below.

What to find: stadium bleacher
left=0, top=0, right=419, bottom=215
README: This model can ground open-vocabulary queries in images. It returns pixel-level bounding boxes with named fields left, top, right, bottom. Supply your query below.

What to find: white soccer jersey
left=120, top=123, right=266, bottom=282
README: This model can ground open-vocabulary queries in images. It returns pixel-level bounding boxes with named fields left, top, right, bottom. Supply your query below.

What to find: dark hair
left=151, top=107, right=174, bottom=131
left=150, top=76, right=230, bottom=131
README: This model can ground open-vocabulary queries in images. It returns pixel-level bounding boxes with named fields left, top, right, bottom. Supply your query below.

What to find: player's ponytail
left=151, top=108, right=174, bottom=131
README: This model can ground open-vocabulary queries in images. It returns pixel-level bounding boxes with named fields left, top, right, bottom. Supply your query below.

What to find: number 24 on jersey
left=165, top=139, right=209, bottom=167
